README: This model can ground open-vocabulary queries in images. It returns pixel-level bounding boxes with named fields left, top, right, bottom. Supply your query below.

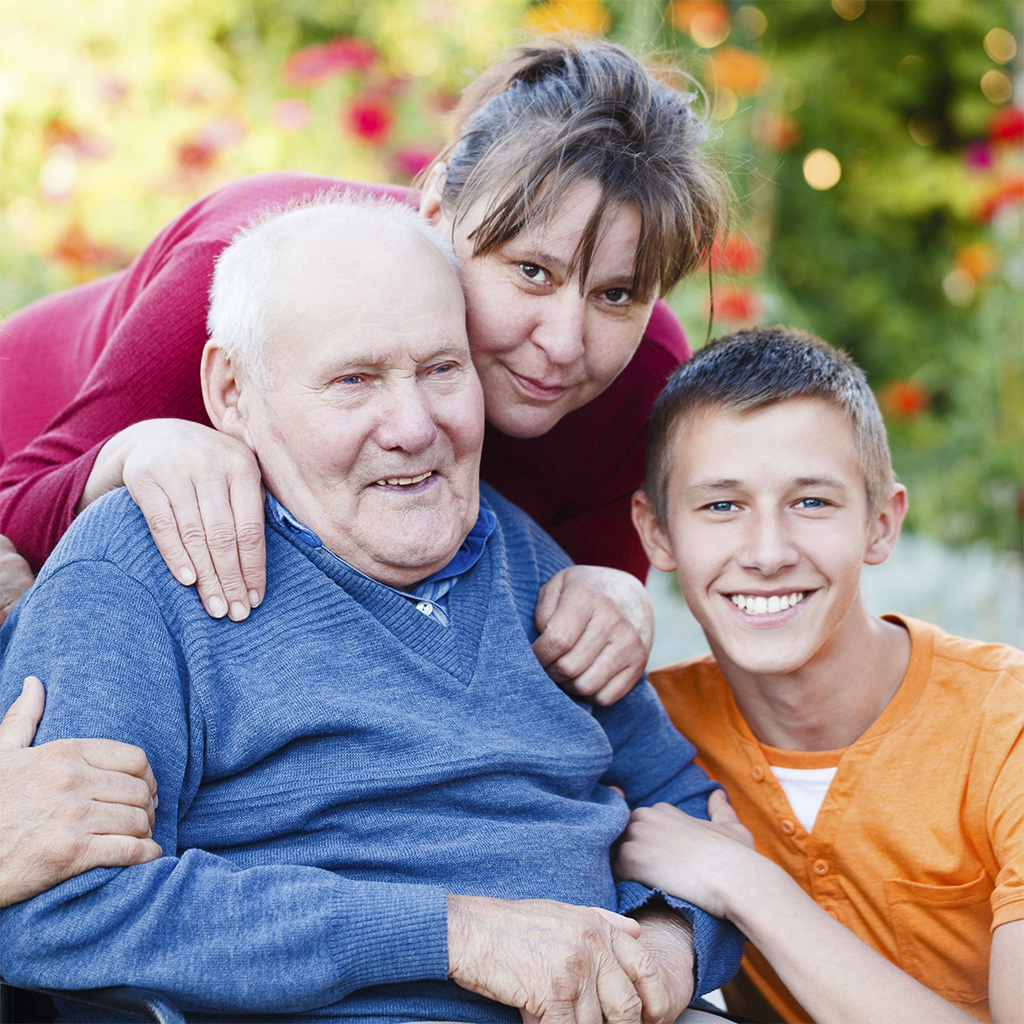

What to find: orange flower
left=711, top=233, right=762, bottom=275
left=973, top=177, right=1024, bottom=223
left=881, top=380, right=930, bottom=419
left=711, top=284, right=760, bottom=322
left=52, top=224, right=126, bottom=270
left=669, top=0, right=729, bottom=37
left=345, top=94, right=393, bottom=145
left=955, top=243, right=997, bottom=283
left=753, top=113, right=801, bottom=151
left=524, top=0, right=611, bottom=36
left=281, top=37, right=377, bottom=88
left=704, top=47, right=769, bottom=96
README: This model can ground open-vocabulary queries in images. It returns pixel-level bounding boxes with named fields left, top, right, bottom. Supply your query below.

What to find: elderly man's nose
left=377, top=387, right=438, bottom=452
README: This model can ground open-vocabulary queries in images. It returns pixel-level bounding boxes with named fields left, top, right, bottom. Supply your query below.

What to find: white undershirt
left=768, top=764, right=838, bottom=833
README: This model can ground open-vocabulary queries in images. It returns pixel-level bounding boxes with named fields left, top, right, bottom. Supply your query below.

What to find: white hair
left=206, top=193, right=461, bottom=387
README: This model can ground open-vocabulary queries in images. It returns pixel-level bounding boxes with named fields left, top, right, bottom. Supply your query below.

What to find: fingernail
left=248, top=589, right=262, bottom=608
left=228, top=602, right=249, bottom=622
left=208, top=595, right=228, bottom=618
left=179, top=566, right=197, bottom=585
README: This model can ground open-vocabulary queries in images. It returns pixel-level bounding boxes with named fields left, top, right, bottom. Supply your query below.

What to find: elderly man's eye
left=338, top=374, right=364, bottom=385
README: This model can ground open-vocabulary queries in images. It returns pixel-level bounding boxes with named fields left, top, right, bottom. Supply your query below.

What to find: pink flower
left=345, top=94, right=393, bottom=145
left=988, top=105, right=1024, bottom=145
left=281, top=37, right=377, bottom=88
left=394, top=145, right=436, bottom=179
left=271, top=99, right=312, bottom=132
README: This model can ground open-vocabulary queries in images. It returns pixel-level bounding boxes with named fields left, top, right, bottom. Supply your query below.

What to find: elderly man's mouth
left=372, top=471, right=435, bottom=487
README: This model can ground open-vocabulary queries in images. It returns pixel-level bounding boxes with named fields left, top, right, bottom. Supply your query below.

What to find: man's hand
left=534, top=565, right=654, bottom=706
left=631, top=908, right=696, bottom=1019
left=0, top=677, right=162, bottom=908
left=617, top=792, right=756, bottom=921
left=447, top=893, right=677, bottom=1023
left=0, top=534, right=35, bottom=625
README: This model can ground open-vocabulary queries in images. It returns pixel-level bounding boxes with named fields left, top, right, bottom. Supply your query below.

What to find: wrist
left=78, top=423, right=144, bottom=511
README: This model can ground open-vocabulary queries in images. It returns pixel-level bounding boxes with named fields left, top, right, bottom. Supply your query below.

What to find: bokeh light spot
left=942, top=268, right=976, bottom=306
left=735, top=5, right=767, bottom=39
left=908, top=113, right=940, bottom=146
left=803, top=148, right=842, bottom=190
left=981, top=68, right=1013, bottom=104
left=984, top=27, right=1017, bottom=65
left=831, top=0, right=865, bottom=21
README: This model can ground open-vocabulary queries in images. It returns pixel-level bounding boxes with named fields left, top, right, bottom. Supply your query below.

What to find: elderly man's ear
left=201, top=341, right=251, bottom=445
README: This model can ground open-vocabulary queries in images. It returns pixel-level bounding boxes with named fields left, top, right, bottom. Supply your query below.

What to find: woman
left=0, top=41, right=722, bottom=686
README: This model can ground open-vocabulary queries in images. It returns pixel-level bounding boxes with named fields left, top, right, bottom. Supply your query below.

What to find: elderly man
left=0, top=198, right=740, bottom=1022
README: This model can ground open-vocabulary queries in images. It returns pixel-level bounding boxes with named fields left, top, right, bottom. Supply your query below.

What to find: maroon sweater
left=0, top=172, right=689, bottom=577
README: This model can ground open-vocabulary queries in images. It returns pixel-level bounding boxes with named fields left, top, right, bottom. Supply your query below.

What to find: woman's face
left=424, top=174, right=656, bottom=438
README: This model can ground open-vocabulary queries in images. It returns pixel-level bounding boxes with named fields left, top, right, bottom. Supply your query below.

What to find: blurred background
left=1, top=0, right=1021, bottom=647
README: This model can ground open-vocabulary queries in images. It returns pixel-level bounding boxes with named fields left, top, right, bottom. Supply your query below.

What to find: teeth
left=374, top=471, right=432, bottom=487
left=730, top=592, right=805, bottom=616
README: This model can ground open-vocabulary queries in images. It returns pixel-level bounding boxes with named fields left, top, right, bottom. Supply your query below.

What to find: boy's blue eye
left=707, top=501, right=738, bottom=513
left=796, top=498, right=826, bottom=509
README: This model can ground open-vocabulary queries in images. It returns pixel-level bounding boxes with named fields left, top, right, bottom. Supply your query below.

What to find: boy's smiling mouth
left=729, top=591, right=809, bottom=616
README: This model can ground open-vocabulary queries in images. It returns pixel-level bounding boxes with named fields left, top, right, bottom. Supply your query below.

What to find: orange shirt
left=650, top=616, right=1024, bottom=1023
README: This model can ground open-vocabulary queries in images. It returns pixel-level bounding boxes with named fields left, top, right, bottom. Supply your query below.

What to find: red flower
left=346, top=94, right=393, bottom=145
left=712, top=284, right=760, bottom=322
left=394, top=145, right=436, bottom=180
left=881, top=380, right=930, bottom=419
left=988, top=105, right=1024, bottom=145
left=711, top=233, right=762, bottom=275
left=973, top=177, right=1024, bottom=223
left=176, top=140, right=216, bottom=171
left=281, top=37, right=377, bottom=88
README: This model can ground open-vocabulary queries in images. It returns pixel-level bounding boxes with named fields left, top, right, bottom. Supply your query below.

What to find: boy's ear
left=201, top=341, right=250, bottom=443
left=418, top=162, right=447, bottom=224
left=632, top=489, right=678, bottom=574
left=864, top=484, right=908, bottom=566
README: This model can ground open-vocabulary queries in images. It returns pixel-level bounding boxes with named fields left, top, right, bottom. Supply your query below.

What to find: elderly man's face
left=236, top=222, right=485, bottom=588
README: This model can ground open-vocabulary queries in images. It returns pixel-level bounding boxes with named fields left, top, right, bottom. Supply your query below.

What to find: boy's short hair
left=645, top=325, right=896, bottom=522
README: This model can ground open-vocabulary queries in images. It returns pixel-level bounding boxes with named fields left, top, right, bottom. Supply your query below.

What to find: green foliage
left=1, top=0, right=1020, bottom=550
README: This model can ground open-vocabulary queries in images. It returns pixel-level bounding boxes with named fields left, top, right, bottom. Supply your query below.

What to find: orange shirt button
left=751, top=766, right=765, bottom=781
left=780, top=819, right=796, bottom=835
left=812, top=859, right=830, bottom=875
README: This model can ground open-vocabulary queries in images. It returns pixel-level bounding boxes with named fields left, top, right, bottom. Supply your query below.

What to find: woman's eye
left=519, top=263, right=548, bottom=283
left=603, top=287, right=631, bottom=305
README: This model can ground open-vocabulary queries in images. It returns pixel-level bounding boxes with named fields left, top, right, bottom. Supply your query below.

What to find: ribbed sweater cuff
left=327, top=880, right=450, bottom=990
left=616, top=880, right=745, bottom=997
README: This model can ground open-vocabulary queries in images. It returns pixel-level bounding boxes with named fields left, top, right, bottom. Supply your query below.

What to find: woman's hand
left=616, top=791, right=756, bottom=920
left=81, top=419, right=265, bottom=620
left=533, top=565, right=654, bottom=705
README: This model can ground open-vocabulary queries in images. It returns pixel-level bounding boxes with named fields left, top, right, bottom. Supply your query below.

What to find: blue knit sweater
left=0, top=485, right=742, bottom=1022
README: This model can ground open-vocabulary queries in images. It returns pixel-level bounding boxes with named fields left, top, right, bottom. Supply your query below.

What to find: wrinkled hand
left=0, top=677, right=161, bottom=908
left=533, top=565, right=654, bottom=706
left=0, top=534, right=35, bottom=625
left=448, top=893, right=676, bottom=1023
left=112, top=419, right=266, bottom=621
left=617, top=792, right=755, bottom=921
left=632, top=908, right=696, bottom=1019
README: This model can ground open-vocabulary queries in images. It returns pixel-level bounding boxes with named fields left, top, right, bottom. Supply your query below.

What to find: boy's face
left=633, top=397, right=905, bottom=680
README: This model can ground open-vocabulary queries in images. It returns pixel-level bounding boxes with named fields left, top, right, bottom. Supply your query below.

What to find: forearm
left=725, top=859, right=978, bottom=1024
left=1, top=854, right=448, bottom=1011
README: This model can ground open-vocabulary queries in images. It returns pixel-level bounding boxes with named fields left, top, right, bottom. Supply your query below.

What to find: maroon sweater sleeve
left=0, top=240, right=219, bottom=571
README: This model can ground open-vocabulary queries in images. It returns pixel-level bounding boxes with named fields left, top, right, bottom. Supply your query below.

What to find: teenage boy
left=621, top=326, right=1023, bottom=1023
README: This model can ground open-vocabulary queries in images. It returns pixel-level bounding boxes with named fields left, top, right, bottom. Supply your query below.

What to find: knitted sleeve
left=0, top=241, right=218, bottom=572
left=0, top=558, right=449, bottom=1010
left=596, top=684, right=747, bottom=995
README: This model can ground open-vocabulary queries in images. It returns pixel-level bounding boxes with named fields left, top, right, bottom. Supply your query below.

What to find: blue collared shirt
left=265, top=493, right=496, bottom=627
